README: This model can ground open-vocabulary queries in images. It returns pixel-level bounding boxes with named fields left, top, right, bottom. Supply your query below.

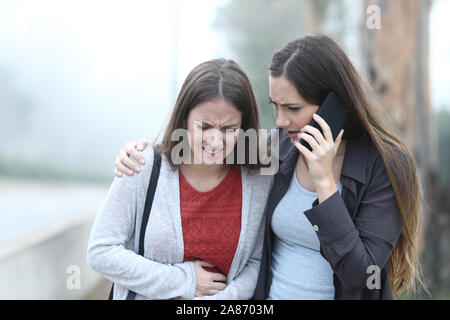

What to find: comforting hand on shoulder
left=114, top=138, right=150, bottom=177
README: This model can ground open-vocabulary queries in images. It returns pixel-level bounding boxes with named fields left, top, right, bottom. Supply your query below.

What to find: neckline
left=292, top=171, right=342, bottom=196
left=179, top=165, right=239, bottom=194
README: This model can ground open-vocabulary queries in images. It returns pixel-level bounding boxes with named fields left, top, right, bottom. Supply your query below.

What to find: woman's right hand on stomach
left=194, top=260, right=227, bottom=297
left=114, top=138, right=150, bottom=177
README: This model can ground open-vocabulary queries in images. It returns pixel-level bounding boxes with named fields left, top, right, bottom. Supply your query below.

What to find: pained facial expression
left=186, top=99, right=242, bottom=165
left=269, top=76, right=319, bottom=142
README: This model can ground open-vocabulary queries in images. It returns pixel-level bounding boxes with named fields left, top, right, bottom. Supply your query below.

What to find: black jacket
left=253, top=129, right=403, bottom=300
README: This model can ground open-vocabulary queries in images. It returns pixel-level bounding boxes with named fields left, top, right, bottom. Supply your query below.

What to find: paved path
left=0, top=178, right=109, bottom=246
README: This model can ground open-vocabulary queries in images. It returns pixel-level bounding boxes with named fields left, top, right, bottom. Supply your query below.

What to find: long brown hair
left=270, top=34, right=426, bottom=296
left=155, top=58, right=264, bottom=170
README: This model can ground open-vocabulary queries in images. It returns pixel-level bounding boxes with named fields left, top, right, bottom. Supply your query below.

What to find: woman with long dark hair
left=254, top=34, right=425, bottom=299
left=114, top=34, right=425, bottom=299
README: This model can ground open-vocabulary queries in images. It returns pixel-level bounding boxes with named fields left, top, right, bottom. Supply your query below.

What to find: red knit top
left=179, top=165, right=242, bottom=276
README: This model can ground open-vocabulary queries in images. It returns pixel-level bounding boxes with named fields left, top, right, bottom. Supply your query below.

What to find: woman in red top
left=101, top=59, right=272, bottom=299
left=179, top=164, right=242, bottom=277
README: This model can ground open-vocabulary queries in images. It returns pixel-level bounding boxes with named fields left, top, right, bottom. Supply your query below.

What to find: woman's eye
left=196, top=126, right=236, bottom=133
left=288, top=107, right=301, bottom=111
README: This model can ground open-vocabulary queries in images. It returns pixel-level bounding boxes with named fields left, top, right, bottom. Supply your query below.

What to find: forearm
left=87, top=159, right=196, bottom=299
left=315, top=175, right=338, bottom=204
left=88, top=242, right=196, bottom=299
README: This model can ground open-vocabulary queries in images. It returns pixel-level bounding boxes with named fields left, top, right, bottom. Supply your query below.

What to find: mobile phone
left=300, top=92, right=349, bottom=151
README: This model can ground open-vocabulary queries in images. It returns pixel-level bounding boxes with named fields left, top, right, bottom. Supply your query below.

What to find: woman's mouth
left=287, top=131, right=300, bottom=140
left=202, top=146, right=223, bottom=157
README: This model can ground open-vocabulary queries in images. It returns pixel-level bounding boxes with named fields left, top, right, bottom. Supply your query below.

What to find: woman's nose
left=204, top=128, right=223, bottom=146
left=275, top=109, right=290, bottom=128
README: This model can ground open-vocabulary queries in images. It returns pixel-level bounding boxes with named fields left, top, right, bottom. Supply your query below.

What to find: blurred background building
left=0, top=0, right=449, bottom=299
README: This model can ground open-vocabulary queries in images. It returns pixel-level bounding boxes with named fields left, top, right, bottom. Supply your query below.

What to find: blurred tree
left=362, top=0, right=436, bottom=171
left=433, top=108, right=450, bottom=297
left=214, top=0, right=339, bottom=129
left=361, top=0, right=448, bottom=298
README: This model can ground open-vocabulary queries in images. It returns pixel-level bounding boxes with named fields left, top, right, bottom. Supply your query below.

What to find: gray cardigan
left=87, top=147, right=272, bottom=300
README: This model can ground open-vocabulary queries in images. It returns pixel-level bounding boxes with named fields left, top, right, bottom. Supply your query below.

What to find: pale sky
left=430, top=0, right=450, bottom=111
left=0, top=0, right=230, bottom=167
left=0, top=0, right=229, bottom=109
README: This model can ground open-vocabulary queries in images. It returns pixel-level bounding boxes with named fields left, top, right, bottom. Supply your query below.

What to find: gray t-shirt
left=268, top=171, right=342, bottom=300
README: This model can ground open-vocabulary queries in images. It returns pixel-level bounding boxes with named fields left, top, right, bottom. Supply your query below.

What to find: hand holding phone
left=300, top=92, right=349, bottom=151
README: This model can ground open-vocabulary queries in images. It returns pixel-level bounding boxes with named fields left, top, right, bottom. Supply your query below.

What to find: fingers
left=198, top=261, right=227, bottom=281
left=129, top=148, right=146, bottom=165
left=210, top=272, right=227, bottom=283
left=119, top=149, right=141, bottom=174
left=136, top=138, right=150, bottom=151
left=297, top=132, right=320, bottom=152
left=312, top=114, right=333, bottom=142
left=212, top=281, right=227, bottom=291
left=113, top=166, right=123, bottom=178
left=114, top=138, right=148, bottom=177
left=194, top=260, right=227, bottom=296
left=198, top=260, right=216, bottom=268
left=336, top=128, right=344, bottom=142
left=195, top=260, right=226, bottom=280
left=124, top=142, right=145, bottom=166
left=115, top=155, right=134, bottom=176
left=205, top=289, right=220, bottom=296
left=294, top=140, right=313, bottom=161
left=204, top=279, right=226, bottom=296
left=301, top=125, right=326, bottom=146
left=334, top=129, right=344, bottom=152
left=125, top=139, right=148, bottom=165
